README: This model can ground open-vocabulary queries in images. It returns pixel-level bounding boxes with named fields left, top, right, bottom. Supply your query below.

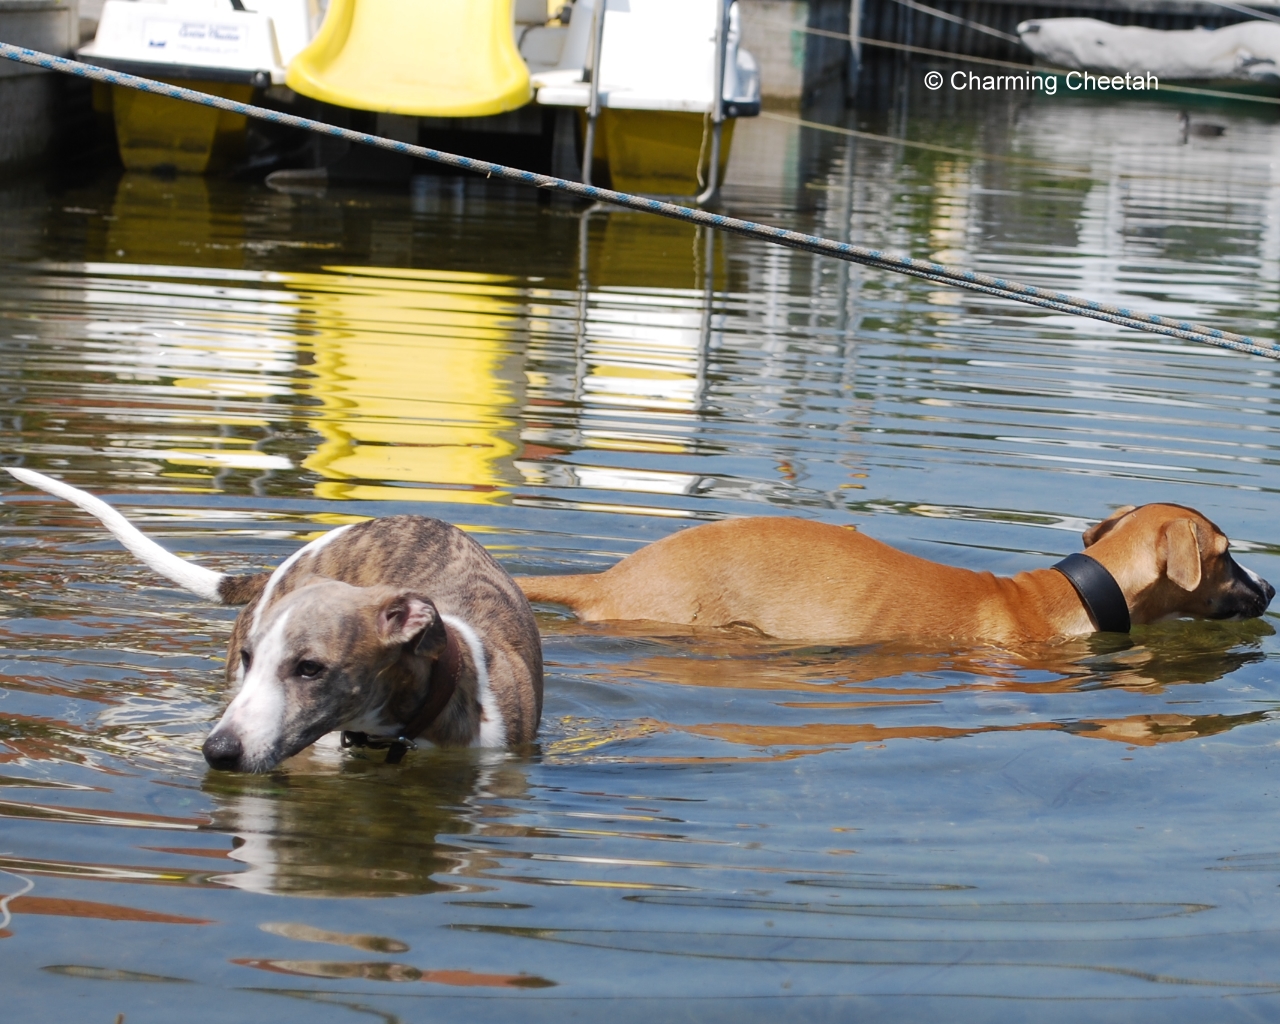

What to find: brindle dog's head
left=1083, top=504, right=1274, bottom=625
left=202, top=578, right=448, bottom=773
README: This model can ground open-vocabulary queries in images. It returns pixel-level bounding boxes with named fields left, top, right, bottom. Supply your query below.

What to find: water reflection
left=10, top=896, right=210, bottom=926
left=294, top=266, right=525, bottom=505
left=42, top=964, right=193, bottom=983
left=540, top=620, right=1275, bottom=760
left=519, top=210, right=721, bottom=509
left=677, top=710, right=1270, bottom=755
left=105, top=175, right=240, bottom=270
left=203, top=750, right=529, bottom=898
left=258, top=921, right=409, bottom=953
left=232, top=957, right=554, bottom=987
left=455, top=923, right=1280, bottom=995
left=556, top=619, right=1273, bottom=694
left=628, top=894, right=1213, bottom=921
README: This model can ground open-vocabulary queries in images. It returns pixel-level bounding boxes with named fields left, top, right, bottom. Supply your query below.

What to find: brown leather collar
left=340, top=625, right=464, bottom=763
left=400, top=625, right=463, bottom=743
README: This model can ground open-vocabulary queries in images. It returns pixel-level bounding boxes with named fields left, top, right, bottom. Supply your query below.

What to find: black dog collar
left=1052, top=553, right=1131, bottom=634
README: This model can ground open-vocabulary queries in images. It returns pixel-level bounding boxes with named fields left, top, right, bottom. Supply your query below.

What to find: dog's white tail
left=5, top=467, right=225, bottom=602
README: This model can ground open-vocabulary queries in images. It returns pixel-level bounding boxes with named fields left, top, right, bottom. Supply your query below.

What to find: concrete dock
left=0, top=0, right=79, bottom=167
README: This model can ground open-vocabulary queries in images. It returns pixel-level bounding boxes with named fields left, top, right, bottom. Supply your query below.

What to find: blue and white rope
left=3, top=42, right=1276, bottom=361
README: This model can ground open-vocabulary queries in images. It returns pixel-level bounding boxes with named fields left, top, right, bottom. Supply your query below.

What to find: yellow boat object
left=79, top=0, right=310, bottom=172
left=287, top=0, right=533, bottom=116
left=109, top=80, right=253, bottom=174
left=589, top=109, right=735, bottom=196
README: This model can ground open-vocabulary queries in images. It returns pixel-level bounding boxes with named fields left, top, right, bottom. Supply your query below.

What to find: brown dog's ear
left=377, top=592, right=445, bottom=654
left=1083, top=506, right=1137, bottom=548
left=1163, top=519, right=1203, bottom=592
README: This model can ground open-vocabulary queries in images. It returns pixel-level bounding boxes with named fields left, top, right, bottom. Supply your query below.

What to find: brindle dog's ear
left=377, top=592, right=444, bottom=654
left=412, top=610, right=448, bottom=659
left=1083, top=506, right=1137, bottom=548
left=1163, top=519, right=1203, bottom=592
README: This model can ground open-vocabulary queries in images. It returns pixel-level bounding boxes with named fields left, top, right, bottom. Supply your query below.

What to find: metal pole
left=581, top=0, right=608, bottom=186
left=575, top=204, right=601, bottom=406
left=847, top=0, right=862, bottom=98
left=835, top=131, right=855, bottom=338
left=696, top=223, right=715, bottom=408
left=696, top=0, right=731, bottom=207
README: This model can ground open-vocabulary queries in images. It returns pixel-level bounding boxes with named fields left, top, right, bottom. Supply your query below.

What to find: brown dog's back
left=517, top=518, right=1047, bottom=643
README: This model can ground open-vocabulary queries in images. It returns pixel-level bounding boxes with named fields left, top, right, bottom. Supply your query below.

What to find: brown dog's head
left=1082, top=504, right=1274, bottom=625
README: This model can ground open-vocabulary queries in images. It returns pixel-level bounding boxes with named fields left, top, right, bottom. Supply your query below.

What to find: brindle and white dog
left=5, top=468, right=542, bottom=773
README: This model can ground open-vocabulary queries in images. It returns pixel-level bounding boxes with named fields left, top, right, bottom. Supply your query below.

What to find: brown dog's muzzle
left=1211, top=557, right=1275, bottom=620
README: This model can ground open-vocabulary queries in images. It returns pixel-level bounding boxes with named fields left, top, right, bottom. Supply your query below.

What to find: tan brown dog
left=517, top=504, right=1273, bottom=644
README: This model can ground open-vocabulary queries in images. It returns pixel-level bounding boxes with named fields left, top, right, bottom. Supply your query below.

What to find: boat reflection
left=104, top=174, right=243, bottom=269
left=289, top=265, right=526, bottom=505
left=36, top=175, right=532, bottom=501
left=43, top=175, right=870, bottom=517
left=517, top=209, right=719, bottom=511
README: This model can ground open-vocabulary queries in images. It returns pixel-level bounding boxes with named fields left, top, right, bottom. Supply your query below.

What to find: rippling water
left=3, top=86, right=1280, bottom=1021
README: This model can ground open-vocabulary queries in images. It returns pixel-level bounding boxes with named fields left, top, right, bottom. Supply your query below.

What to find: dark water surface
left=3, top=86, right=1280, bottom=1021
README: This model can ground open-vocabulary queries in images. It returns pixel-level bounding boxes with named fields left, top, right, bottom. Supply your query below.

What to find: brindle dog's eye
left=296, top=660, right=325, bottom=679
left=240, top=649, right=251, bottom=670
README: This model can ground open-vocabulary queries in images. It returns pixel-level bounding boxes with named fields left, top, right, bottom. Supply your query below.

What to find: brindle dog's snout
left=203, top=729, right=244, bottom=772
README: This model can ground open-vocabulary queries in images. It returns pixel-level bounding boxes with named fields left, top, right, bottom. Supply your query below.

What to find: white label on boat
left=144, top=19, right=246, bottom=58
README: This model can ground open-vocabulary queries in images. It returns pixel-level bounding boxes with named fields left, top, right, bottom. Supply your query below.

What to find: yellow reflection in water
left=285, top=266, right=523, bottom=504
left=90, top=176, right=717, bottom=509
left=105, top=174, right=240, bottom=268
